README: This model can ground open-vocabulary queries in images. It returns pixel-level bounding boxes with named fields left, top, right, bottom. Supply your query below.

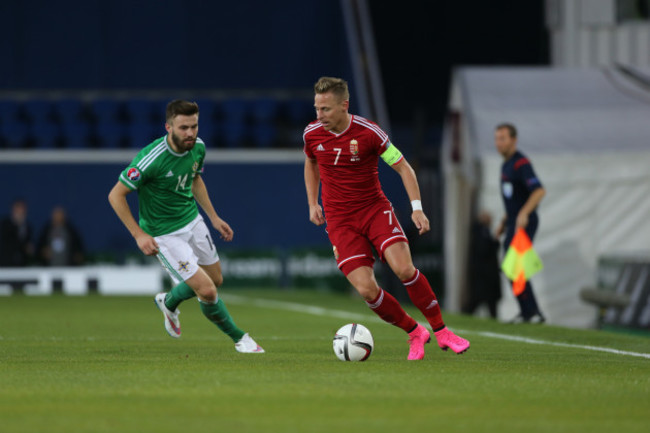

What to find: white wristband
left=411, top=200, right=423, bottom=211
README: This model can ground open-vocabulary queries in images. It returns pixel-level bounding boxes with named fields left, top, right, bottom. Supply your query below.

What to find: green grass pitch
left=1, top=289, right=648, bottom=433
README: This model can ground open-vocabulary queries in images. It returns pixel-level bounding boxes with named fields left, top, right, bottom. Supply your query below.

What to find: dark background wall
left=0, top=0, right=549, bottom=259
left=0, top=0, right=351, bottom=90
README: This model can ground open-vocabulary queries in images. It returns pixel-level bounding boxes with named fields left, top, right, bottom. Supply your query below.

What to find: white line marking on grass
left=223, top=294, right=650, bottom=360
left=473, top=331, right=650, bottom=360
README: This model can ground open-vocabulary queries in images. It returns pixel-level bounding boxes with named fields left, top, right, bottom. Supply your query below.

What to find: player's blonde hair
left=166, top=100, right=199, bottom=123
left=314, top=77, right=350, bottom=102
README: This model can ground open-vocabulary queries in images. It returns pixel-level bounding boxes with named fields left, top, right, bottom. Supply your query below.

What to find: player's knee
left=355, top=284, right=380, bottom=302
left=394, top=264, right=417, bottom=281
left=195, top=283, right=217, bottom=303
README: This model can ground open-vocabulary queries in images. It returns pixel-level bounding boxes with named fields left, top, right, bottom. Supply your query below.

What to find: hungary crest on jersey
left=350, top=139, right=360, bottom=162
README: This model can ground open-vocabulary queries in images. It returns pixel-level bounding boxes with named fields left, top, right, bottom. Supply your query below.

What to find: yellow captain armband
left=380, top=143, right=404, bottom=166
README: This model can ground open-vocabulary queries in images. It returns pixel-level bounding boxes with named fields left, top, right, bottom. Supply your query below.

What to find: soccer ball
left=332, top=323, right=374, bottom=361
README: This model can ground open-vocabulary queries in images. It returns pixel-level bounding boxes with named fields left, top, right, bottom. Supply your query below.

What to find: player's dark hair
left=496, top=123, right=517, bottom=138
left=314, top=77, right=350, bottom=101
left=166, top=100, right=199, bottom=122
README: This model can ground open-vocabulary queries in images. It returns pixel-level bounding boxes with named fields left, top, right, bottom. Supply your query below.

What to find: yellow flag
left=501, top=228, right=543, bottom=295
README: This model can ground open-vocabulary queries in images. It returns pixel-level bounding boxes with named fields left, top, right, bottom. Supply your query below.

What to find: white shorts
left=155, top=215, right=220, bottom=285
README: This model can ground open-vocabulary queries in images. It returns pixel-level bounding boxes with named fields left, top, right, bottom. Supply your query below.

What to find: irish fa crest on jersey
left=350, top=139, right=360, bottom=162
left=191, top=161, right=199, bottom=178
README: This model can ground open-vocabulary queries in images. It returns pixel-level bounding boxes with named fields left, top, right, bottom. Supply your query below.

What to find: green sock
left=199, top=298, right=245, bottom=342
left=164, top=282, right=196, bottom=311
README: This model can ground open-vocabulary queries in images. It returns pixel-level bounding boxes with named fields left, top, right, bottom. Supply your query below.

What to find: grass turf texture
left=1, top=289, right=648, bottom=433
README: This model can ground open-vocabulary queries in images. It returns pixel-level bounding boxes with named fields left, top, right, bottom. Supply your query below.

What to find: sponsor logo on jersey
left=166, top=170, right=174, bottom=177
left=332, top=245, right=339, bottom=260
left=177, top=261, right=190, bottom=272
left=127, top=167, right=141, bottom=181
left=192, top=161, right=199, bottom=173
left=317, top=144, right=325, bottom=151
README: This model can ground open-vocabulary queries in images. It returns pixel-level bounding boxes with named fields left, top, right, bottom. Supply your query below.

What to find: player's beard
left=170, top=131, right=196, bottom=152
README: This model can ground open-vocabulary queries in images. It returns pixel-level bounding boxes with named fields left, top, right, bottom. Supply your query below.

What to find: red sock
left=366, top=288, right=417, bottom=333
left=403, top=269, right=445, bottom=331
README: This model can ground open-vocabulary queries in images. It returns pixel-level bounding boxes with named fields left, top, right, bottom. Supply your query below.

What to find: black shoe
left=508, top=313, right=546, bottom=324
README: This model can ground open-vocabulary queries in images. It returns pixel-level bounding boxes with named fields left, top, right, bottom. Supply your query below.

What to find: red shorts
left=326, top=201, right=408, bottom=276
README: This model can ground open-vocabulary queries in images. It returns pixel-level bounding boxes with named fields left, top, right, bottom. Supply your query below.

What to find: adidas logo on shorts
left=392, top=227, right=401, bottom=234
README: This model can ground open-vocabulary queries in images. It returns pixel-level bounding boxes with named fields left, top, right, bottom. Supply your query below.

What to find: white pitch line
left=222, top=294, right=650, bottom=360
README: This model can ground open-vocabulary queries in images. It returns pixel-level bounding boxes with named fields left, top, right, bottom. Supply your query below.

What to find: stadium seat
left=221, top=122, right=247, bottom=148
left=222, top=98, right=248, bottom=123
left=30, top=121, right=60, bottom=148
left=24, top=99, right=54, bottom=124
left=54, top=98, right=85, bottom=124
left=60, top=122, right=91, bottom=148
left=251, top=98, right=280, bottom=123
left=0, top=121, right=29, bottom=148
left=95, top=122, right=124, bottom=148
left=125, top=99, right=153, bottom=124
left=0, top=100, right=21, bottom=124
left=252, top=123, right=277, bottom=147
left=285, top=98, right=314, bottom=126
left=127, top=123, right=157, bottom=148
left=92, top=99, right=122, bottom=124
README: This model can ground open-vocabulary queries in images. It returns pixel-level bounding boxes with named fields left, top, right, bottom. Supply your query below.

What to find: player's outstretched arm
left=191, top=175, right=233, bottom=241
left=391, top=159, right=430, bottom=235
left=304, top=158, right=325, bottom=226
left=107, top=182, right=159, bottom=255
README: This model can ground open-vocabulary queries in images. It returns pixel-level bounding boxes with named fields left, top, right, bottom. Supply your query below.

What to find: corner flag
left=501, top=228, right=543, bottom=296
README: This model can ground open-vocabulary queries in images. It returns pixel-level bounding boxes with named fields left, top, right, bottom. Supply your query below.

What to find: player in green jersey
left=108, top=100, right=264, bottom=353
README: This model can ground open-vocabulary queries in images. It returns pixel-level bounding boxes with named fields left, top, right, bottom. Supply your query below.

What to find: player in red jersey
left=304, top=77, right=470, bottom=360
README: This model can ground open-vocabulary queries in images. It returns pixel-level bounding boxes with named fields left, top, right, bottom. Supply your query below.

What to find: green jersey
left=119, top=136, right=206, bottom=237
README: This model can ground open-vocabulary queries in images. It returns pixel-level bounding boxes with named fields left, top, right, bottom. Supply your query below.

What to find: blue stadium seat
left=95, top=122, right=124, bottom=148
left=24, top=100, right=54, bottom=124
left=30, top=121, right=60, bottom=148
left=251, top=98, right=279, bottom=123
left=222, top=98, right=248, bottom=123
left=60, top=122, right=91, bottom=148
left=197, top=122, right=216, bottom=146
left=0, top=121, right=29, bottom=148
left=54, top=98, right=84, bottom=124
left=0, top=100, right=21, bottom=124
left=252, top=123, right=277, bottom=148
left=92, top=99, right=122, bottom=124
left=127, top=123, right=157, bottom=148
left=286, top=98, right=314, bottom=125
left=221, top=122, right=247, bottom=148
left=194, top=98, right=216, bottom=124
left=125, top=99, right=153, bottom=123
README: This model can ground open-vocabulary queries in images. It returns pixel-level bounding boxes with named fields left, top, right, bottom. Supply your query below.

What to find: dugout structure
left=442, top=66, right=650, bottom=328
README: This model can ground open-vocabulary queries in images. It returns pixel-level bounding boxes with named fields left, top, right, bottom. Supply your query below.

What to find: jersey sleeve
left=303, top=127, right=315, bottom=159
left=118, top=152, right=150, bottom=191
left=515, top=157, right=543, bottom=192
left=196, top=141, right=206, bottom=174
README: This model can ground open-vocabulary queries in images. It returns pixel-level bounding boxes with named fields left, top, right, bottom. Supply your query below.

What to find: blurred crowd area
left=0, top=94, right=315, bottom=149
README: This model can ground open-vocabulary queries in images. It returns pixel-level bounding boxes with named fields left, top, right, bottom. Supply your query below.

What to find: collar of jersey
left=326, top=115, right=353, bottom=137
left=164, top=135, right=189, bottom=157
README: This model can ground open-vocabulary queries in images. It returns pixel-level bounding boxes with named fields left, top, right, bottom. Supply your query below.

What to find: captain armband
left=380, top=143, right=404, bottom=166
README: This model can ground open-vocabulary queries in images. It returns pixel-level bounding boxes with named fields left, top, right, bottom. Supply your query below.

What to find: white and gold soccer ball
left=332, top=323, right=374, bottom=361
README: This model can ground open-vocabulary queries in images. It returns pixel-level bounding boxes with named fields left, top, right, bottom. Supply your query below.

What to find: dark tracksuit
left=500, top=150, right=544, bottom=319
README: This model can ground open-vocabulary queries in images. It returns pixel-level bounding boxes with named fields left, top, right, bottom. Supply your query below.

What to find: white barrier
left=0, top=265, right=165, bottom=296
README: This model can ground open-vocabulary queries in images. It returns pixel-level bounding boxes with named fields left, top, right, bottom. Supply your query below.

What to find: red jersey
left=303, top=115, right=400, bottom=217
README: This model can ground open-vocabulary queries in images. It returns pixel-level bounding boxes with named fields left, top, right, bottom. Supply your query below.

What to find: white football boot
left=154, top=293, right=181, bottom=338
left=235, top=333, right=265, bottom=353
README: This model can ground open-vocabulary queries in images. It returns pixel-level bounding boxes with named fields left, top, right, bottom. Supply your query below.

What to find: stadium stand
left=0, top=94, right=313, bottom=149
